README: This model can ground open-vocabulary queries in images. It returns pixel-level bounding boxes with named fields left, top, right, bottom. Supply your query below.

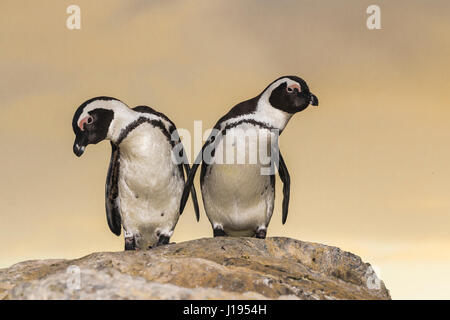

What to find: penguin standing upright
left=179, top=76, right=318, bottom=238
left=72, top=97, right=199, bottom=250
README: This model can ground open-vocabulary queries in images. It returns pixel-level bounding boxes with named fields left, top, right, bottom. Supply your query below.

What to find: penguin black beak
left=310, top=93, right=319, bottom=106
left=73, top=134, right=87, bottom=157
left=73, top=143, right=85, bottom=157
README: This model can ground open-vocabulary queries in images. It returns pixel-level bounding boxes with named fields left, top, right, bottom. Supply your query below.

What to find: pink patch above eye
left=288, top=83, right=301, bottom=92
left=78, top=116, right=90, bottom=131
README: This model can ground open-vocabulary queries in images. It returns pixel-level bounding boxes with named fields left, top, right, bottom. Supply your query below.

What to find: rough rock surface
left=0, top=237, right=390, bottom=300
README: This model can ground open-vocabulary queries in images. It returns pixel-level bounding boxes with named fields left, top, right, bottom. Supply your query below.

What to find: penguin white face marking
left=260, top=77, right=303, bottom=100
left=217, top=77, right=318, bottom=133
left=72, top=96, right=176, bottom=157
left=263, top=76, right=318, bottom=115
left=72, top=97, right=119, bottom=156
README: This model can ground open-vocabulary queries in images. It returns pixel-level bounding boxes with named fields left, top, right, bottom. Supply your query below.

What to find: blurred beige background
left=1, top=0, right=449, bottom=299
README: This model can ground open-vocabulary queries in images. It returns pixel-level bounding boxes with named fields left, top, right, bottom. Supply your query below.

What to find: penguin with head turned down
left=72, top=96, right=200, bottom=250
left=179, top=76, right=318, bottom=238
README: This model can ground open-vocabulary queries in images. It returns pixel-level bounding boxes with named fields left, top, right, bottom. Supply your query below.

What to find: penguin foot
left=255, top=228, right=267, bottom=239
left=124, top=236, right=136, bottom=251
left=156, top=234, right=170, bottom=247
left=213, top=227, right=226, bottom=237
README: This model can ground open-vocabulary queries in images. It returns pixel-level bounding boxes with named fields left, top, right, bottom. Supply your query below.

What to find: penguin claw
left=255, top=228, right=267, bottom=239
left=124, top=236, right=136, bottom=251
left=156, top=234, right=170, bottom=247
left=213, top=227, right=226, bottom=237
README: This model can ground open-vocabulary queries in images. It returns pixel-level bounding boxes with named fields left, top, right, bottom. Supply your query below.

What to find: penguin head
left=264, top=76, right=318, bottom=114
left=72, top=97, right=117, bottom=157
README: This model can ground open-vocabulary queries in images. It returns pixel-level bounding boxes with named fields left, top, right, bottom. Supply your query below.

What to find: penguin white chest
left=117, top=123, right=183, bottom=247
left=201, top=125, right=276, bottom=236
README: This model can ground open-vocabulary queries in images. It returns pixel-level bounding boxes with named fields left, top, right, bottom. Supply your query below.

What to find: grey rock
left=0, top=237, right=390, bottom=300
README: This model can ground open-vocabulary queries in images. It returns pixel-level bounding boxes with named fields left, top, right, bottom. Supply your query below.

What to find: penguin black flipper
left=168, top=120, right=200, bottom=221
left=180, top=127, right=223, bottom=214
left=182, top=160, right=200, bottom=221
left=278, top=151, right=291, bottom=225
left=105, top=141, right=122, bottom=236
left=179, top=152, right=202, bottom=215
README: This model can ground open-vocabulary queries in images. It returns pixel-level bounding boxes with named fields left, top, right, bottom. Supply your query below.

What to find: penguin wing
left=182, top=162, right=200, bottom=221
left=105, top=142, right=122, bottom=236
left=179, top=127, right=223, bottom=214
left=278, top=151, right=291, bottom=225
left=176, top=132, right=200, bottom=221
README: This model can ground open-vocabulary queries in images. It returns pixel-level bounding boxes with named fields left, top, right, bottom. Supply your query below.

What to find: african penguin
left=72, top=96, right=200, bottom=250
left=179, top=76, right=318, bottom=238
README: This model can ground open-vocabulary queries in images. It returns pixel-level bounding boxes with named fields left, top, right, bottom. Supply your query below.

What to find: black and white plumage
left=72, top=97, right=199, bottom=250
left=179, top=76, right=318, bottom=238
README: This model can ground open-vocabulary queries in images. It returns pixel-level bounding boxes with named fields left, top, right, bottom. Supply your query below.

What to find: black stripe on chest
left=222, top=119, right=276, bottom=132
left=116, top=117, right=175, bottom=146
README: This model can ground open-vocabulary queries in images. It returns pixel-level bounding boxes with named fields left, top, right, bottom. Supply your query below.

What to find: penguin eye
left=87, top=116, right=93, bottom=124
left=286, top=83, right=301, bottom=93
